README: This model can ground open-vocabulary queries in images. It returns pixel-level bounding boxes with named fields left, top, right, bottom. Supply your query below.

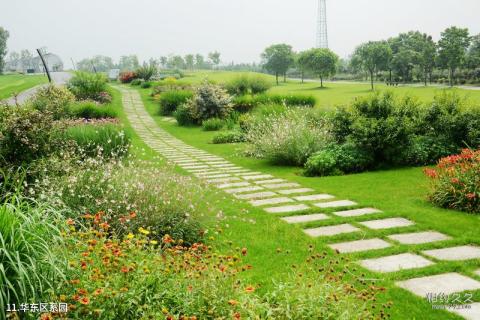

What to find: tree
left=296, top=51, right=310, bottom=83
left=261, top=44, right=294, bottom=85
left=0, top=27, right=9, bottom=74
left=185, top=54, right=195, bottom=70
left=195, top=54, right=206, bottom=69
left=437, top=26, right=471, bottom=86
left=167, top=55, right=185, bottom=70
left=208, top=51, right=221, bottom=68
left=118, top=55, right=139, bottom=71
left=352, top=41, right=392, bottom=90
left=417, top=34, right=437, bottom=86
left=302, top=48, right=339, bottom=87
left=159, top=56, right=168, bottom=68
left=467, top=34, right=480, bottom=69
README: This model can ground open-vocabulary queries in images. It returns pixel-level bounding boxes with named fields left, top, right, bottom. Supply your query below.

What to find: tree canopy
left=300, top=48, right=339, bottom=87
left=438, top=26, right=471, bottom=86
left=261, top=44, right=294, bottom=84
left=352, top=41, right=392, bottom=90
left=0, top=27, right=9, bottom=74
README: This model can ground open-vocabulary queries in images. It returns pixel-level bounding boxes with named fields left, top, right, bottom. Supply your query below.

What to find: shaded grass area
left=182, top=70, right=480, bottom=110
left=127, top=85, right=480, bottom=319
left=0, top=74, right=48, bottom=100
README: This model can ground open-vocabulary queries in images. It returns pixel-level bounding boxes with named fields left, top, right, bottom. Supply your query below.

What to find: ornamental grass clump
left=244, top=109, right=330, bottom=166
left=425, top=148, right=480, bottom=213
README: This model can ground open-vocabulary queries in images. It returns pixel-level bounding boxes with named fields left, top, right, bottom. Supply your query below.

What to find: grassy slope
left=183, top=70, right=480, bottom=110
left=127, top=85, right=480, bottom=319
left=0, top=74, right=48, bottom=100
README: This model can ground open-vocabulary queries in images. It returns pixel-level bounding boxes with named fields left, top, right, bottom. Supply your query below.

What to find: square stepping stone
left=314, top=200, right=357, bottom=208
left=329, top=238, right=392, bottom=253
left=242, top=174, right=274, bottom=181
left=217, top=182, right=250, bottom=189
left=281, top=213, right=329, bottom=224
left=278, top=188, right=315, bottom=195
left=396, top=273, right=480, bottom=297
left=264, top=204, right=310, bottom=214
left=234, top=192, right=277, bottom=200
left=250, top=197, right=294, bottom=207
left=236, top=172, right=262, bottom=176
left=294, top=194, right=335, bottom=201
left=359, top=217, right=414, bottom=230
left=182, top=165, right=210, bottom=170
left=422, top=246, right=480, bottom=261
left=202, top=174, right=232, bottom=179
left=207, top=177, right=242, bottom=184
left=224, top=186, right=264, bottom=194
left=333, top=208, right=382, bottom=217
left=451, top=303, right=480, bottom=320
left=304, top=224, right=360, bottom=237
left=262, top=183, right=301, bottom=189
left=388, top=231, right=451, bottom=245
left=254, top=179, right=286, bottom=185
left=212, top=164, right=235, bottom=168
left=359, top=253, right=434, bottom=273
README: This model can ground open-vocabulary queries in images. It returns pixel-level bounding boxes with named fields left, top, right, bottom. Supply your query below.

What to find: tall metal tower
left=316, top=0, right=328, bottom=49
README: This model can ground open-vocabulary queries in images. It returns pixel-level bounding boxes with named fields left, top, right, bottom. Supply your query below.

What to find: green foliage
left=304, top=143, right=374, bottom=177
left=425, top=149, right=480, bottom=213
left=130, top=79, right=143, bottom=86
left=0, top=195, right=66, bottom=315
left=62, top=124, right=130, bottom=159
left=187, top=81, right=233, bottom=122
left=67, top=72, right=109, bottom=102
left=68, top=101, right=117, bottom=119
left=174, top=103, right=196, bottom=126
left=244, top=109, right=330, bottom=166
left=261, top=44, right=295, bottom=84
left=159, top=90, right=193, bottom=116
left=0, top=27, right=8, bottom=74
left=352, top=40, right=392, bottom=89
left=226, top=74, right=272, bottom=95
left=29, top=85, right=75, bottom=119
left=202, top=118, right=224, bottom=131
left=438, top=26, right=472, bottom=86
left=212, top=131, right=245, bottom=144
left=0, top=105, right=60, bottom=166
left=260, top=94, right=316, bottom=107
left=298, top=48, right=339, bottom=87
left=232, top=95, right=258, bottom=113
left=141, top=81, right=152, bottom=89
left=135, top=63, right=157, bottom=81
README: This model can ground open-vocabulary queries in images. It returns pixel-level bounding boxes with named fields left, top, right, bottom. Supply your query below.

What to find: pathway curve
left=118, top=86, right=480, bottom=320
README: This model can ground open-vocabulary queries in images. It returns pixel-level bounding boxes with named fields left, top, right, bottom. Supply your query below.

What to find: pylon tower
left=316, top=0, right=328, bottom=48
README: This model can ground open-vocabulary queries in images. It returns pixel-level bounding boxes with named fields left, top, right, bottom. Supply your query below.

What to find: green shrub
left=68, top=101, right=117, bottom=119
left=212, top=131, right=246, bottom=144
left=29, top=85, right=75, bottom=120
left=244, top=109, right=330, bottom=166
left=232, top=95, right=259, bottom=113
left=202, top=118, right=224, bottom=131
left=226, top=74, right=272, bottom=95
left=174, top=103, right=196, bottom=126
left=130, top=79, right=143, bottom=86
left=249, top=75, right=273, bottom=94
left=0, top=105, right=61, bottom=166
left=0, top=195, right=66, bottom=315
left=62, top=124, right=130, bottom=159
left=304, top=143, right=374, bottom=176
left=135, top=64, right=157, bottom=81
left=141, top=81, right=152, bottom=89
left=255, top=94, right=316, bottom=107
left=188, top=81, right=233, bottom=121
left=159, top=90, right=193, bottom=116
left=67, top=71, right=108, bottom=102
left=425, top=149, right=480, bottom=213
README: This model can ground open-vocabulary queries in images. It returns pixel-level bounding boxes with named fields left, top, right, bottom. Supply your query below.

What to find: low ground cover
left=0, top=74, right=47, bottom=100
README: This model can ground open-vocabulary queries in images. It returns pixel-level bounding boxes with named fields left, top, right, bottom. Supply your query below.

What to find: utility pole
left=316, top=0, right=328, bottom=49
left=36, top=48, right=52, bottom=83
left=71, top=58, right=77, bottom=71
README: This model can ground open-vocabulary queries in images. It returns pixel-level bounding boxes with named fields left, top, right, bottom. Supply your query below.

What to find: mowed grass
left=184, top=70, right=480, bottom=110
left=132, top=85, right=480, bottom=320
left=0, top=74, right=48, bottom=100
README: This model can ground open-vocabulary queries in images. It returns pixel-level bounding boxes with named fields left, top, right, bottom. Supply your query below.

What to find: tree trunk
left=320, top=76, right=323, bottom=88
left=424, top=68, right=428, bottom=87
left=301, top=71, right=304, bottom=83
left=276, top=73, right=279, bottom=85
left=389, top=69, right=392, bottom=84
left=449, top=69, right=453, bottom=87
left=283, top=73, right=286, bottom=83
left=370, top=71, right=374, bottom=90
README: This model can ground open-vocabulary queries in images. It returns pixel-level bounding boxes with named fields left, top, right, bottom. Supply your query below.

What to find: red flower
left=424, top=168, right=437, bottom=179
left=121, top=266, right=129, bottom=273
left=79, top=297, right=90, bottom=305
left=241, top=248, right=247, bottom=256
left=466, top=193, right=476, bottom=200
left=451, top=178, right=460, bottom=184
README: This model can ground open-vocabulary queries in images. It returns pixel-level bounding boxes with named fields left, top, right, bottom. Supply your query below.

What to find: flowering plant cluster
left=119, top=71, right=137, bottom=84
left=424, top=148, right=480, bottom=213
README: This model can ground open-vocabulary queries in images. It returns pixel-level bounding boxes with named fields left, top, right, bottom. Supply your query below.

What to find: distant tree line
left=261, top=26, right=480, bottom=90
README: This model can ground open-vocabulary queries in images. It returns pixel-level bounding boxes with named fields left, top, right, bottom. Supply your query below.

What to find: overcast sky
left=1, top=0, right=479, bottom=68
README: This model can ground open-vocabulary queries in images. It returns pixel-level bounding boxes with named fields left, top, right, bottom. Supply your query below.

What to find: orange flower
left=78, top=288, right=87, bottom=295
left=228, top=299, right=238, bottom=306
left=130, top=212, right=137, bottom=219
left=241, top=248, right=247, bottom=256
left=99, top=222, right=110, bottom=230
left=66, top=218, right=75, bottom=225
left=162, top=234, right=173, bottom=244
left=93, top=288, right=104, bottom=296
left=40, top=314, right=53, bottom=320
left=233, top=312, right=241, bottom=320
left=80, top=297, right=90, bottom=305
left=70, top=279, right=80, bottom=285
left=121, top=266, right=129, bottom=273
left=244, top=285, right=255, bottom=293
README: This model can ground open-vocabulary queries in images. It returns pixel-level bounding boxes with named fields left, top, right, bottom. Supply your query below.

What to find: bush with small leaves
left=159, top=90, right=193, bottom=116
left=68, top=101, right=117, bottom=119
left=202, top=118, right=224, bottom=131
left=67, top=72, right=108, bottom=102
left=188, top=81, right=233, bottom=121
left=212, top=131, right=245, bottom=144
left=29, top=85, right=75, bottom=120
left=174, top=103, right=197, bottom=126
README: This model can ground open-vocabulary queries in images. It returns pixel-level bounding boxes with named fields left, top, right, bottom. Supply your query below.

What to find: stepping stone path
left=118, top=86, right=480, bottom=320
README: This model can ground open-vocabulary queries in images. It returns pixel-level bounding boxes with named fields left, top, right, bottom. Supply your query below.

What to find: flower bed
left=425, top=149, right=480, bottom=213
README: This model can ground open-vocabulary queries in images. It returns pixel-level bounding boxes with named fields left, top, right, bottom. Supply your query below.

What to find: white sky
left=1, top=0, right=479, bottom=68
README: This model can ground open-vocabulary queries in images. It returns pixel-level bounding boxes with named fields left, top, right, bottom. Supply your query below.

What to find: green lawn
left=112, top=83, right=480, bottom=320
left=183, top=70, right=480, bottom=110
left=0, top=74, right=48, bottom=100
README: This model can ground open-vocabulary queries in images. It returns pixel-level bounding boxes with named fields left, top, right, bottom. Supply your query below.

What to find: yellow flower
left=138, top=227, right=150, bottom=235
left=150, top=240, right=158, bottom=245
left=126, top=233, right=134, bottom=239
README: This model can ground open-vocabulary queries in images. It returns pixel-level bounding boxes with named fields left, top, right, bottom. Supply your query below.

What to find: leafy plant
left=119, top=71, right=137, bottom=83
left=135, top=64, right=157, bottom=81
left=29, top=85, right=75, bottom=120
left=174, top=104, right=196, bottom=126
left=425, top=148, right=480, bottom=213
left=212, top=131, right=245, bottom=144
left=159, top=90, right=193, bottom=116
left=187, top=81, right=233, bottom=121
left=68, top=101, right=117, bottom=119
left=67, top=72, right=109, bottom=102
left=202, top=118, right=224, bottom=131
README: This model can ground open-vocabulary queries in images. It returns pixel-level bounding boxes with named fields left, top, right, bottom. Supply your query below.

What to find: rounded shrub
left=159, top=90, right=193, bottom=116
left=212, top=131, right=245, bottom=144
left=68, top=101, right=117, bottom=119
left=202, top=118, right=224, bottom=131
left=67, top=71, right=108, bottom=102
left=29, top=85, right=75, bottom=120
left=174, top=104, right=196, bottom=126
left=189, top=81, right=233, bottom=121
